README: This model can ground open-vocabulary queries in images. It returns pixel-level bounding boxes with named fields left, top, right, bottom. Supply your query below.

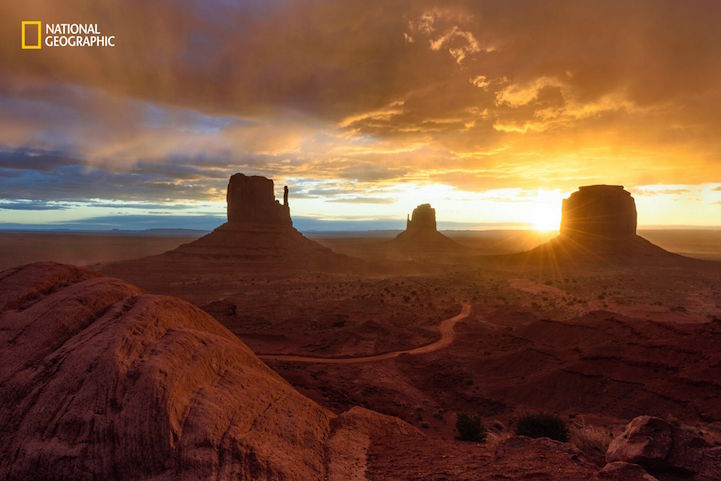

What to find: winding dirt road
left=259, top=303, right=472, bottom=364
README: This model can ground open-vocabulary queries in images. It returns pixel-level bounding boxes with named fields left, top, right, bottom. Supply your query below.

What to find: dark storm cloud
left=0, top=148, right=80, bottom=171
left=3, top=0, right=720, bottom=129
left=0, top=148, right=224, bottom=202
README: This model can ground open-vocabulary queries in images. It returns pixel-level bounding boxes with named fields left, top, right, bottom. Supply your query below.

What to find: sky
left=1, top=0, right=721, bottom=231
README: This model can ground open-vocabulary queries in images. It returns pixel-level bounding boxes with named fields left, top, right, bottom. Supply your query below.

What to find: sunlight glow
left=529, top=190, right=563, bottom=231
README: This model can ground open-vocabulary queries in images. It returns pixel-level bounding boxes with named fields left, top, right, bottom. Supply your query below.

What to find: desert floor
left=3, top=228, right=721, bottom=472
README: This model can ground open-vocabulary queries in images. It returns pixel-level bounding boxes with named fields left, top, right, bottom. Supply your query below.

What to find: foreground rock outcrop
left=0, top=262, right=423, bottom=481
left=0, top=263, right=334, bottom=480
left=602, top=416, right=721, bottom=481
left=0, top=262, right=605, bottom=481
left=561, top=185, right=637, bottom=239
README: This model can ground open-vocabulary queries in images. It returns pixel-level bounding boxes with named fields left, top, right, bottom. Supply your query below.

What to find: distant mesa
left=560, top=185, right=637, bottom=240
left=227, top=173, right=291, bottom=226
left=389, top=203, right=465, bottom=256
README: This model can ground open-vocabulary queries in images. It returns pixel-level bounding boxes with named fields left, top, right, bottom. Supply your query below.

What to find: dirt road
left=259, top=303, right=472, bottom=364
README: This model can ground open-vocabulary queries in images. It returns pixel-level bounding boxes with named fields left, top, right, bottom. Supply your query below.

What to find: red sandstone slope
left=0, top=262, right=335, bottom=480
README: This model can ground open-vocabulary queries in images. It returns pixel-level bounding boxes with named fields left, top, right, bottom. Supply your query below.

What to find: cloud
left=326, top=197, right=395, bottom=204
left=0, top=200, right=70, bottom=210
left=1, top=0, right=721, bottom=225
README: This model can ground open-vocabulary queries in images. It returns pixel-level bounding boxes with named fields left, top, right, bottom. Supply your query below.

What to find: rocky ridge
left=0, top=262, right=407, bottom=481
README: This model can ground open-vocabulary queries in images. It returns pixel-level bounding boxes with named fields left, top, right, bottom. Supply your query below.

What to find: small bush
left=569, top=424, right=611, bottom=465
left=455, top=412, right=487, bottom=442
left=489, top=420, right=505, bottom=433
left=516, top=413, right=568, bottom=442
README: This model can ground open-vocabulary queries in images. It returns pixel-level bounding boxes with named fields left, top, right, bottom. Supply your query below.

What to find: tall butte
left=514, top=184, right=686, bottom=266
left=167, top=173, right=353, bottom=266
left=226, top=173, right=292, bottom=226
left=560, top=185, right=637, bottom=240
left=389, top=203, right=464, bottom=255
left=101, top=173, right=362, bottom=286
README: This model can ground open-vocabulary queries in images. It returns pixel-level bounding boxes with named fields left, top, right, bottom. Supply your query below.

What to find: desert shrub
left=489, top=420, right=505, bottom=433
left=455, top=412, right=487, bottom=442
left=515, top=413, right=568, bottom=442
left=569, top=423, right=611, bottom=465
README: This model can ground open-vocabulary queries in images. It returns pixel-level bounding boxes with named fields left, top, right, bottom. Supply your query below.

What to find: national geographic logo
left=21, top=21, right=116, bottom=49
left=21, top=21, right=41, bottom=49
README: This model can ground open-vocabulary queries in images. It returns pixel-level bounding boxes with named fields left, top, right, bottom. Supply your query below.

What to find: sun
left=530, top=190, right=563, bottom=232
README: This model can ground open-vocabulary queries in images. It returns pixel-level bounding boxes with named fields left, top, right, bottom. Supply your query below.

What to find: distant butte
left=100, top=173, right=369, bottom=289
left=226, top=173, right=291, bottom=226
left=560, top=185, right=637, bottom=240
left=389, top=203, right=466, bottom=257
left=493, top=184, right=698, bottom=268
left=405, top=203, right=437, bottom=233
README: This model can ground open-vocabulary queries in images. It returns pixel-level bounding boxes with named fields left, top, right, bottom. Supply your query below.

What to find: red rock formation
left=491, top=184, right=699, bottom=268
left=226, top=173, right=291, bottom=225
left=561, top=185, right=637, bottom=239
left=166, top=171, right=360, bottom=269
left=102, top=173, right=368, bottom=282
left=0, top=262, right=333, bottom=480
left=0, top=262, right=467, bottom=481
left=604, top=415, right=721, bottom=480
left=4, top=263, right=660, bottom=480
left=606, top=416, right=673, bottom=468
left=391, top=203, right=464, bottom=257
left=596, top=462, right=659, bottom=481
left=406, top=203, right=437, bottom=232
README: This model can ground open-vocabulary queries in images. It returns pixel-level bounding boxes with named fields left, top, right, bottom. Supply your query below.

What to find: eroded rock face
left=406, top=203, right=437, bottom=232
left=226, top=173, right=291, bottom=225
left=0, top=262, right=332, bottom=481
left=561, top=185, right=637, bottom=239
left=606, top=416, right=673, bottom=468
left=606, top=416, right=721, bottom=480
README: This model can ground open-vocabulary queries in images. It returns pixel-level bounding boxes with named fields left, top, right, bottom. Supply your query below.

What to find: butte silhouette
left=101, top=173, right=367, bottom=289
left=500, top=185, right=695, bottom=267
left=385, top=203, right=468, bottom=259
left=168, top=173, right=339, bottom=264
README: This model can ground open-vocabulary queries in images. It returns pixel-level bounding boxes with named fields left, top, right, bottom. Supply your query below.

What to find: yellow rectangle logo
left=21, top=21, right=42, bottom=49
